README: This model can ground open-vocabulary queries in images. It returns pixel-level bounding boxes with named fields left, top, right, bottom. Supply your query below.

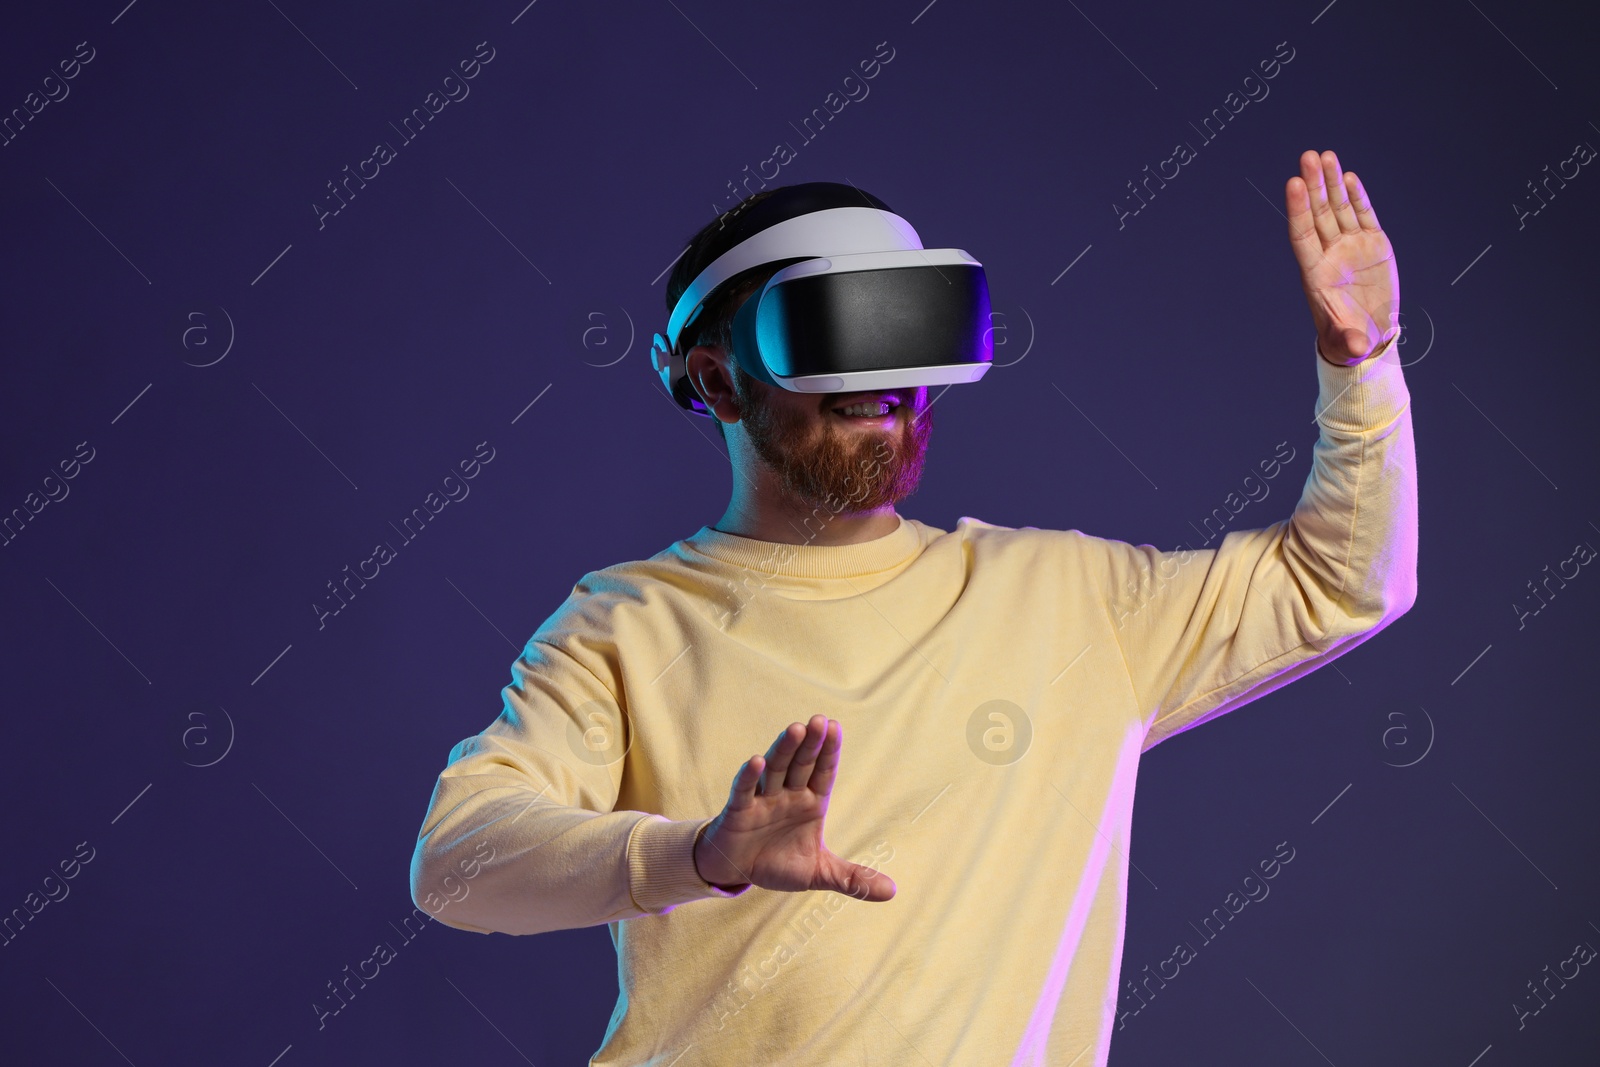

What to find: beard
left=730, top=361, right=932, bottom=513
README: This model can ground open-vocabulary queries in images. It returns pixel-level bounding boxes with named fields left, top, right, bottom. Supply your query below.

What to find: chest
left=608, top=575, right=1141, bottom=851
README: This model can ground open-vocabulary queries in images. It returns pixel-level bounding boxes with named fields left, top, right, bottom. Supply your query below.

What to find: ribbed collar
left=680, top=514, right=925, bottom=580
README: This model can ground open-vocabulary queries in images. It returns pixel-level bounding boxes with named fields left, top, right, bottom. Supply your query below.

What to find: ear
left=684, top=344, right=743, bottom=426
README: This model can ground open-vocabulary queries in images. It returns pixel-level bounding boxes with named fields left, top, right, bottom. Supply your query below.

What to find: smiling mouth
left=829, top=391, right=904, bottom=422
left=832, top=400, right=899, bottom=419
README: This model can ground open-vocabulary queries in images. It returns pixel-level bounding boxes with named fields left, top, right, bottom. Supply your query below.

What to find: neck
left=714, top=465, right=899, bottom=546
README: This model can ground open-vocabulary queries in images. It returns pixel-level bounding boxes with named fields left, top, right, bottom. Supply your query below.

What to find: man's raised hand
left=693, top=716, right=896, bottom=902
left=1286, top=149, right=1400, bottom=366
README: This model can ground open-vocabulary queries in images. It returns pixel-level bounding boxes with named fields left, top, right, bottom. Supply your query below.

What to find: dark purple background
left=3, top=1, right=1596, bottom=1063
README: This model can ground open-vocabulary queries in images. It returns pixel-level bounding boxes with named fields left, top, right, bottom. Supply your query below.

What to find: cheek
left=784, top=397, right=831, bottom=431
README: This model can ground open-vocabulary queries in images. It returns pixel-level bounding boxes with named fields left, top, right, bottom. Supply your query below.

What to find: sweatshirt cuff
left=1312, top=330, right=1410, bottom=433
left=626, top=814, right=751, bottom=915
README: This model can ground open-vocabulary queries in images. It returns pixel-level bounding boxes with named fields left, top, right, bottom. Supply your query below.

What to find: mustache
left=734, top=371, right=933, bottom=512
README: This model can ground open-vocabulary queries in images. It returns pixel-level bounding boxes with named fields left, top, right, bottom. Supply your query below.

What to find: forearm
left=1285, top=331, right=1418, bottom=636
left=410, top=751, right=737, bottom=935
left=1133, top=335, right=1417, bottom=745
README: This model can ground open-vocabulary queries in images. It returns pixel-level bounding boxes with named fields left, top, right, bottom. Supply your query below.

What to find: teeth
left=837, top=401, right=893, bottom=417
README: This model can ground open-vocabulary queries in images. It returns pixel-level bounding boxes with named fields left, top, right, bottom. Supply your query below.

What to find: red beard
left=731, top=363, right=933, bottom=514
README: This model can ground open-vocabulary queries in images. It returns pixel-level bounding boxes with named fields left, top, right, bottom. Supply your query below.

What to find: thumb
left=813, top=849, right=896, bottom=902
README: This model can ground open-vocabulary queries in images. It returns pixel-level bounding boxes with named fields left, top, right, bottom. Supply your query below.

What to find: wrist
left=693, top=822, right=750, bottom=893
left=628, top=814, right=747, bottom=913
left=1317, top=327, right=1400, bottom=367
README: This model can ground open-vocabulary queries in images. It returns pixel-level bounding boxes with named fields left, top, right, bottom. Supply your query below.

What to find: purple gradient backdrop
left=2, top=1, right=1596, bottom=1064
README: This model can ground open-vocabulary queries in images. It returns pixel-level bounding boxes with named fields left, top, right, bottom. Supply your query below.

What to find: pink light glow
left=1009, top=723, right=1144, bottom=1067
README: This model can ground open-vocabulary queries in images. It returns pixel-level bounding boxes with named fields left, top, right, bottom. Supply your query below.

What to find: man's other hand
left=693, top=716, right=896, bottom=902
left=1286, top=149, right=1401, bottom=366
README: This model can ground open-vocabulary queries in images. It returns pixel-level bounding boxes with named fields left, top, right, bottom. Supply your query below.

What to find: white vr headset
left=651, top=203, right=993, bottom=416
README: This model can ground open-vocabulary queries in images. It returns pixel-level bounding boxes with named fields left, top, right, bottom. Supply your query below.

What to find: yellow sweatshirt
left=410, top=340, right=1416, bottom=1066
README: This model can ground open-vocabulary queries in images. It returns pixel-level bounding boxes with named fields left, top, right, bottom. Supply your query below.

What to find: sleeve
left=1108, top=335, right=1418, bottom=751
left=408, top=634, right=747, bottom=936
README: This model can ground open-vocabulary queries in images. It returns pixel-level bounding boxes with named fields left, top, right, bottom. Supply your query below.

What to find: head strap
left=663, top=206, right=923, bottom=356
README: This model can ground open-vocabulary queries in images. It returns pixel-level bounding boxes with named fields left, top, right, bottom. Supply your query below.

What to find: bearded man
left=410, top=159, right=1416, bottom=1066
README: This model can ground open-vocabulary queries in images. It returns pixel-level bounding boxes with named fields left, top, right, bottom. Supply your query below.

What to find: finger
left=1343, top=326, right=1373, bottom=360
left=783, top=715, right=829, bottom=789
left=726, top=755, right=765, bottom=812
left=759, top=722, right=804, bottom=794
left=1321, top=151, right=1360, bottom=235
left=1343, top=171, right=1382, bottom=232
left=1284, top=176, right=1323, bottom=274
left=1301, top=150, right=1340, bottom=247
left=808, top=720, right=843, bottom=797
left=817, top=852, right=896, bottom=902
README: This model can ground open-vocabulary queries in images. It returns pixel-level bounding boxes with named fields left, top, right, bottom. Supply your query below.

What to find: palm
left=696, top=716, right=895, bottom=902
left=1286, top=150, right=1400, bottom=365
left=717, top=779, right=831, bottom=892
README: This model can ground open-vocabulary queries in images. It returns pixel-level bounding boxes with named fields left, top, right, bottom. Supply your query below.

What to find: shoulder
left=930, top=515, right=1142, bottom=559
left=528, top=544, right=715, bottom=649
left=510, top=549, right=701, bottom=689
left=923, top=516, right=1182, bottom=587
left=544, top=552, right=684, bottom=625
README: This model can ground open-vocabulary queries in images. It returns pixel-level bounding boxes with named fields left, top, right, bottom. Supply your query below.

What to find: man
left=409, top=151, right=1416, bottom=1065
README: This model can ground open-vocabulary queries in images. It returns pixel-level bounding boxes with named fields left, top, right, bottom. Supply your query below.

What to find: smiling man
left=410, top=158, right=1417, bottom=1065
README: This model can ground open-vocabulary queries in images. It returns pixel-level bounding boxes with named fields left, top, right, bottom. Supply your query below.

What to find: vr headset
left=652, top=188, right=993, bottom=416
